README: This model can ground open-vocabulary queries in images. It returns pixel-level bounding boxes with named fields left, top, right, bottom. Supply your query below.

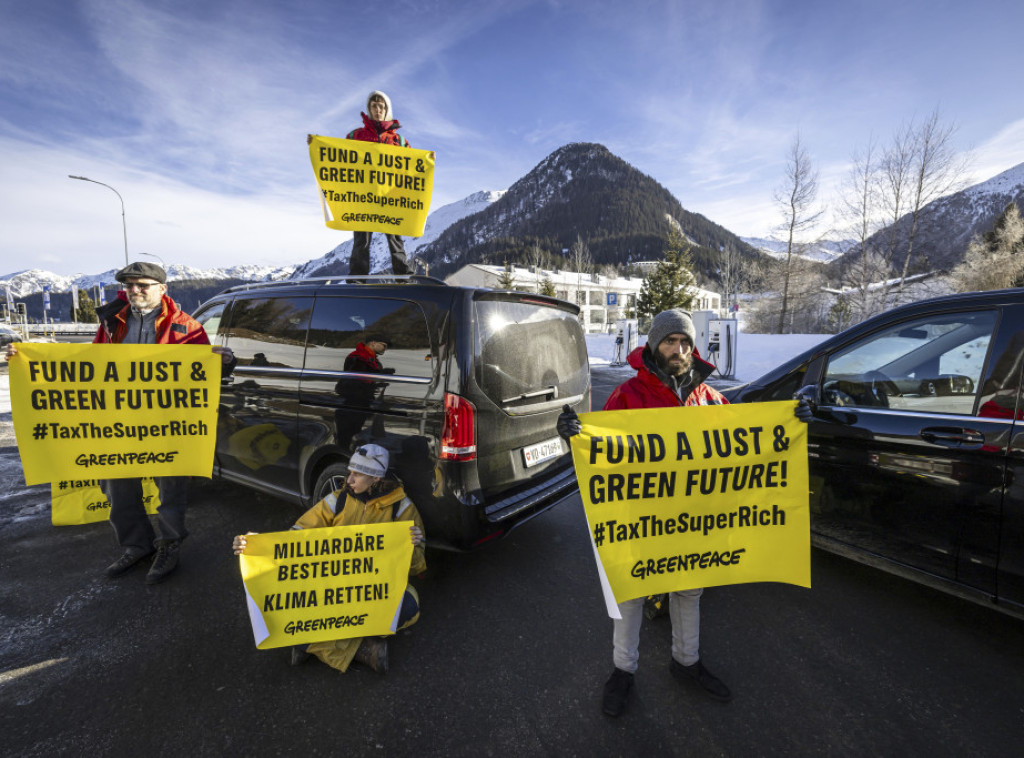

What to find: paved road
left=2, top=365, right=1023, bottom=756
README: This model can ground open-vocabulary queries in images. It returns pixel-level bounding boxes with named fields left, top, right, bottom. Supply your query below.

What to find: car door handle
left=920, top=427, right=985, bottom=447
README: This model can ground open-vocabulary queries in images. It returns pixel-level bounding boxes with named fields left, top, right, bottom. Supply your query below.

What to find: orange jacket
left=93, top=292, right=209, bottom=345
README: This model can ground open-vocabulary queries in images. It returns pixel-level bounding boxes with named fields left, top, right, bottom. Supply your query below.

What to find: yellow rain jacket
left=294, top=481, right=425, bottom=672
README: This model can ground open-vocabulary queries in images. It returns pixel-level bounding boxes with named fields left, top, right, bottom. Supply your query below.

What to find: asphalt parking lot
left=2, top=363, right=1024, bottom=756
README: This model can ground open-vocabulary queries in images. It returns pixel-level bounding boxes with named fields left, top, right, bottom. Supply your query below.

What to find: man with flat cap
left=95, top=261, right=232, bottom=584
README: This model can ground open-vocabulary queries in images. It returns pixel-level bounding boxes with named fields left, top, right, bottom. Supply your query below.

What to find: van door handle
left=920, top=427, right=985, bottom=447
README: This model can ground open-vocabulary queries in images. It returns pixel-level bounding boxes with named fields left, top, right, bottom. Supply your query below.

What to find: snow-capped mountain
left=412, top=143, right=761, bottom=279
left=0, top=263, right=295, bottom=297
left=858, top=161, right=1024, bottom=272
left=741, top=237, right=854, bottom=263
left=289, top=190, right=505, bottom=278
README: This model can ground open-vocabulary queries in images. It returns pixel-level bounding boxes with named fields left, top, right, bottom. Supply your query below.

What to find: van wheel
left=313, top=462, right=348, bottom=503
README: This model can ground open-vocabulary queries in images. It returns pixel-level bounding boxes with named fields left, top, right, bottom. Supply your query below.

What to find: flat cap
left=115, top=261, right=167, bottom=283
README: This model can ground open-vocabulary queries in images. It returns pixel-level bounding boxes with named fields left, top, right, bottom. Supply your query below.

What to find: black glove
left=556, top=404, right=582, bottom=440
left=794, top=397, right=814, bottom=423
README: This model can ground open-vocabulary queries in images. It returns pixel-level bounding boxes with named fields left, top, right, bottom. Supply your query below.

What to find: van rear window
left=473, top=299, right=588, bottom=409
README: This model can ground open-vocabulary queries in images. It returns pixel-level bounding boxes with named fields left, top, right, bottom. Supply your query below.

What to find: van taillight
left=441, top=393, right=477, bottom=461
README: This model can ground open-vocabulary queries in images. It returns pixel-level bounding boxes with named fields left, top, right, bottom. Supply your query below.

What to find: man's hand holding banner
left=570, top=401, right=810, bottom=608
left=238, top=522, right=414, bottom=649
left=308, top=135, right=435, bottom=237
left=9, top=343, right=220, bottom=485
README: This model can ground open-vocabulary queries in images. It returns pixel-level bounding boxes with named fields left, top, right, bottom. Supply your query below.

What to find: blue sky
left=3, top=0, right=1024, bottom=277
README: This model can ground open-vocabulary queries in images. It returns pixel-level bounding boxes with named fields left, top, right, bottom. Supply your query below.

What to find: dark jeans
left=102, top=476, right=190, bottom=552
left=350, top=231, right=411, bottom=276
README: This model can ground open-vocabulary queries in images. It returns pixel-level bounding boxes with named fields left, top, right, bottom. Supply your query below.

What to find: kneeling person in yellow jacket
left=233, top=444, right=425, bottom=673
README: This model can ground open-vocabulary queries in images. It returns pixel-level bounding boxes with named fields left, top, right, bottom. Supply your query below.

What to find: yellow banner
left=571, top=401, right=810, bottom=605
left=9, top=343, right=220, bottom=485
left=50, top=478, right=160, bottom=526
left=239, top=522, right=414, bottom=649
left=309, top=135, right=434, bottom=237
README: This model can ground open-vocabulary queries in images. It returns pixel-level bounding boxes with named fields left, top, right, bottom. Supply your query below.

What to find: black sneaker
left=145, top=539, right=181, bottom=585
left=670, top=658, right=732, bottom=702
left=105, top=548, right=154, bottom=579
left=290, top=645, right=311, bottom=666
left=602, top=668, right=634, bottom=717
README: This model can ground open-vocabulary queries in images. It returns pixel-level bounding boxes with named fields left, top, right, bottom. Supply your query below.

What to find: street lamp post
left=69, top=175, right=129, bottom=266
left=140, top=251, right=166, bottom=268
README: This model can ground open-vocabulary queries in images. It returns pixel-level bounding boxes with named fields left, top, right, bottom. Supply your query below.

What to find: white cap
left=348, top=443, right=389, bottom=478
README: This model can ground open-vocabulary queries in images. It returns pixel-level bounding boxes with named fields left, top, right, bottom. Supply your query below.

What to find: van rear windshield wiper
left=502, top=386, right=557, bottom=404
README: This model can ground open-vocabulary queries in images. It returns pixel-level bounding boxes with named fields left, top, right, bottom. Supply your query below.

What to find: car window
left=225, top=297, right=313, bottom=369
left=822, top=310, right=997, bottom=415
left=193, top=301, right=228, bottom=341
left=304, top=297, right=434, bottom=379
left=473, top=297, right=588, bottom=409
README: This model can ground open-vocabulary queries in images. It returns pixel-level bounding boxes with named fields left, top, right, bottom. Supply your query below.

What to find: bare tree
left=839, top=138, right=891, bottom=321
left=880, top=121, right=914, bottom=277
left=950, top=202, right=1024, bottom=292
left=773, top=134, right=824, bottom=332
left=569, top=234, right=592, bottom=308
left=528, top=244, right=548, bottom=292
left=894, top=109, right=971, bottom=302
left=718, top=242, right=748, bottom=314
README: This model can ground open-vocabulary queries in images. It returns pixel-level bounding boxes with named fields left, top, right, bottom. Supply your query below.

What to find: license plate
left=522, top=437, right=563, bottom=468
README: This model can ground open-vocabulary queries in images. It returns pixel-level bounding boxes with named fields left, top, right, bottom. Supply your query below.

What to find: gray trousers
left=102, top=477, right=190, bottom=552
left=350, top=231, right=411, bottom=276
left=612, top=588, right=703, bottom=672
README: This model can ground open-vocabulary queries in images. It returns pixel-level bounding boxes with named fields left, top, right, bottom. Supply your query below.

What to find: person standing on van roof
left=557, top=308, right=812, bottom=717
left=233, top=444, right=426, bottom=674
left=346, top=91, right=414, bottom=278
left=95, top=262, right=234, bottom=585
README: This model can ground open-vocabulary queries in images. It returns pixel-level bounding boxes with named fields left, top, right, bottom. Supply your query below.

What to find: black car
left=723, top=288, right=1024, bottom=618
left=192, top=276, right=590, bottom=549
left=0, top=324, right=19, bottom=348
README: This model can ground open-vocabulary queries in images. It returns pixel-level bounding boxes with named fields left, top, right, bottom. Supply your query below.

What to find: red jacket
left=604, top=346, right=727, bottom=411
left=93, top=292, right=210, bottom=345
left=347, top=113, right=409, bottom=147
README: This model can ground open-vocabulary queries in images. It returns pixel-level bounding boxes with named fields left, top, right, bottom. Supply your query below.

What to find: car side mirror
left=795, top=384, right=820, bottom=414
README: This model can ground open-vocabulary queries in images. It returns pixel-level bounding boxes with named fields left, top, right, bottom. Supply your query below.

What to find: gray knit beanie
left=348, top=443, right=389, bottom=478
left=647, top=309, right=696, bottom=351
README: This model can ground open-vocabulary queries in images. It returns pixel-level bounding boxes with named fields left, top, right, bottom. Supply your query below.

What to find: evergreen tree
left=539, top=276, right=556, bottom=297
left=495, top=261, right=518, bottom=291
left=75, top=290, right=99, bottom=323
left=635, top=227, right=697, bottom=327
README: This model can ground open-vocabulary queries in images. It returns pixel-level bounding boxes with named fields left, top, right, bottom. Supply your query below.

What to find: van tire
left=313, top=462, right=349, bottom=504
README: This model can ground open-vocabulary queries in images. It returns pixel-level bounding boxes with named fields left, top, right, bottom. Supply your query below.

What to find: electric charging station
left=692, top=310, right=738, bottom=379
left=612, top=318, right=639, bottom=365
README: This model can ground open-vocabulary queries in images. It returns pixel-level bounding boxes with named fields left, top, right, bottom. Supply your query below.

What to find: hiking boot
left=670, top=658, right=732, bottom=702
left=602, top=668, right=634, bottom=717
left=353, top=638, right=388, bottom=673
left=145, top=539, right=181, bottom=585
left=105, top=548, right=154, bottom=579
left=290, top=645, right=311, bottom=666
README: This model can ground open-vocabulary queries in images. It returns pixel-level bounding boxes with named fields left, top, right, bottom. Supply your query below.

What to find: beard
left=654, top=350, right=693, bottom=377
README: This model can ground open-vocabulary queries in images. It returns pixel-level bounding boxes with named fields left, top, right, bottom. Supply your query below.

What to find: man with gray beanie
left=557, top=307, right=811, bottom=717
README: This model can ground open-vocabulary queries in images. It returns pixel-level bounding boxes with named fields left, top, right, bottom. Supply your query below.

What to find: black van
left=192, top=276, right=590, bottom=549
